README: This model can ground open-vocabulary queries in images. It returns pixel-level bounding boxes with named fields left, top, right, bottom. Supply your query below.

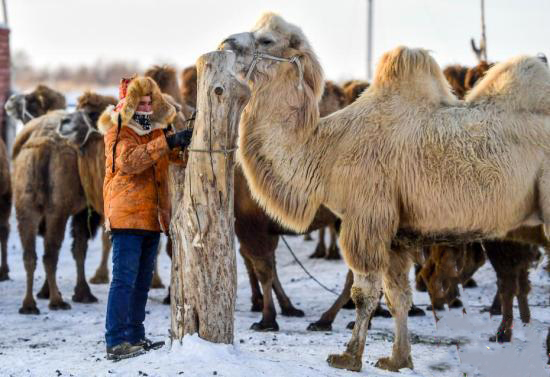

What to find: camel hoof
left=72, top=291, right=98, bottom=303
left=346, top=321, right=355, bottom=330
left=342, top=299, right=355, bottom=310
left=449, top=299, right=463, bottom=309
left=307, top=321, right=332, bottom=332
left=325, top=247, right=341, bottom=260
left=489, top=332, right=511, bottom=343
left=408, top=305, right=426, bottom=317
left=281, top=307, right=304, bottom=317
left=49, top=300, right=71, bottom=311
left=36, top=286, right=50, bottom=300
left=373, top=306, right=392, bottom=318
left=375, top=355, right=413, bottom=372
left=19, top=305, right=40, bottom=315
left=327, top=353, right=362, bottom=372
left=309, top=246, right=326, bottom=259
left=89, top=273, right=109, bottom=285
left=303, top=234, right=313, bottom=241
left=163, top=295, right=170, bottom=305
left=463, top=278, right=478, bottom=288
left=0, top=267, right=9, bottom=281
left=250, top=321, right=279, bottom=332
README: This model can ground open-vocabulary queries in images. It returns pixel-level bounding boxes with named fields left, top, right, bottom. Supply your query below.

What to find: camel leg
left=43, top=215, right=71, bottom=311
left=18, top=216, right=40, bottom=314
left=375, top=254, right=414, bottom=371
left=250, top=256, right=278, bottom=331
left=90, top=228, right=111, bottom=284
left=517, top=268, right=531, bottom=324
left=163, top=236, right=173, bottom=305
left=325, top=224, right=341, bottom=260
left=308, top=269, right=353, bottom=331
left=0, top=207, right=9, bottom=281
left=272, top=257, right=304, bottom=317
left=481, top=290, right=502, bottom=316
left=490, top=271, right=516, bottom=343
left=303, top=232, right=313, bottom=241
left=0, top=225, right=9, bottom=281
left=70, top=210, right=97, bottom=303
left=310, top=227, right=326, bottom=258
left=327, top=271, right=381, bottom=372
left=547, top=328, right=550, bottom=365
left=242, top=252, right=263, bottom=311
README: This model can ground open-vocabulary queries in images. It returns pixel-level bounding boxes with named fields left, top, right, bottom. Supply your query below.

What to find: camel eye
left=258, top=38, right=274, bottom=46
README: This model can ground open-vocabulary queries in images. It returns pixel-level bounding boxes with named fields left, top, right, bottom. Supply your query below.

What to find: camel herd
left=1, top=12, right=549, bottom=373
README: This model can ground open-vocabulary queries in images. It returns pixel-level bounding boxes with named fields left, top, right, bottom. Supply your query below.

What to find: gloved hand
left=166, top=129, right=193, bottom=149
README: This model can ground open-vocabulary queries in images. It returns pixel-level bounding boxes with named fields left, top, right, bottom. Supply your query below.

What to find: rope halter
left=20, top=96, right=36, bottom=123
left=56, top=110, right=102, bottom=149
left=245, top=51, right=304, bottom=90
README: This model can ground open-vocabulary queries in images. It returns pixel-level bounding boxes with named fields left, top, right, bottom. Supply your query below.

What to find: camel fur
left=221, top=12, right=550, bottom=372
left=4, top=84, right=66, bottom=125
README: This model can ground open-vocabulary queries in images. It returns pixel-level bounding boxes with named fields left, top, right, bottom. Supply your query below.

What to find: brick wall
left=0, top=27, right=9, bottom=141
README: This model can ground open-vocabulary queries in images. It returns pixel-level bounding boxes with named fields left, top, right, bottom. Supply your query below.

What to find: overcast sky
left=6, top=0, right=550, bottom=81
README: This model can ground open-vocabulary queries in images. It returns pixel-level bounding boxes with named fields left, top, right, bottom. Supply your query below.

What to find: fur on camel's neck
left=238, top=61, right=327, bottom=232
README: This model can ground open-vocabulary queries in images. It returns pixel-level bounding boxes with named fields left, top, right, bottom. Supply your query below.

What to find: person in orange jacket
left=98, top=76, right=192, bottom=360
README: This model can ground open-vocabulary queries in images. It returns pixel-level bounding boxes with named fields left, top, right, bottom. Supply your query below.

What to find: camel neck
left=237, top=84, right=326, bottom=232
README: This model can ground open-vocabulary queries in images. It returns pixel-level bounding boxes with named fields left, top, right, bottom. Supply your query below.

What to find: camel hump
left=371, top=46, right=456, bottom=105
left=466, top=55, right=550, bottom=114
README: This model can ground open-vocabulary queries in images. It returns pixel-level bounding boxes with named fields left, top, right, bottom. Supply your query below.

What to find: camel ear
left=289, top=33, right=301, bottom=49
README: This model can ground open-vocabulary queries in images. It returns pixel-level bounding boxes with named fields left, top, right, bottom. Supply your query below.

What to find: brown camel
left=221, top=13, right=550, bottom=372
left=0, top=138, right=11, bottom=281
left=342, top=80, right=369, bottom=105
left=13, top=93, right=115, bottom=314
left=4, top=85, right=66, bottom=125
left=419, top=225, right=548, bottom=343
left=180, top=65, right=198, bottom=109
left=443, top=61, right=492, bottom=99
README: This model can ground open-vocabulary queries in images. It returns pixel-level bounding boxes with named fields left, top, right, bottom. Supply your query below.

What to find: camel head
left=145, top=65, right=184, bottom=106
left=4, top=84, right=66, bottom=124
left=57, top=92, right=116, bottom=149
left=220, top=12, right=324, bottom=98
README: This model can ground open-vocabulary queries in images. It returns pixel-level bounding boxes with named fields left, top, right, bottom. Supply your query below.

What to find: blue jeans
left=105, top=232, right=160, bottom=348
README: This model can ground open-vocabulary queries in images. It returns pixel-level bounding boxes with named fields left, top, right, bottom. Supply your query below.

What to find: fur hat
left=98, top=76, right=177, bottom=134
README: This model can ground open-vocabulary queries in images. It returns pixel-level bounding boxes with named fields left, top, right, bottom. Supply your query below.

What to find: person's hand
left=166, top=129, right=193, bottom=149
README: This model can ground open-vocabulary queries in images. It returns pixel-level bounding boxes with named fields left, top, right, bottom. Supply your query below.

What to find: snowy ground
left=1, top=210, right=549, bottom=377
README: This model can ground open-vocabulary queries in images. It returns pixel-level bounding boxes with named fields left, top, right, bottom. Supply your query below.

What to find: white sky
left=7, top=0, right=550, bottom=82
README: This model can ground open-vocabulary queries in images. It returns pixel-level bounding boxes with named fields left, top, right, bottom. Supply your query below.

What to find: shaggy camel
left=13, top=93, right=115, bottom=314
left=0, top=139, right=11, bottom=281
left=221, top=13, right=550, bottom=372
left=4, top=84, right=66, bottom=125
left=342, top=80, right=369, bottom=105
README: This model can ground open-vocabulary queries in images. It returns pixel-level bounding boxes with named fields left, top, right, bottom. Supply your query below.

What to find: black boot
left=132, top=337, right=165, bottom=351
left=106, top=342, right=145, bottom=361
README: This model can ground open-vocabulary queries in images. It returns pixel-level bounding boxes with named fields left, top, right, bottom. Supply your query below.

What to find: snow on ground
left=1, top=210, right=549, bottom=377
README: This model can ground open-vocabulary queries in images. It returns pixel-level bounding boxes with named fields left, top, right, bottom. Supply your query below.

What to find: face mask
left=132, top=111, right=153, bottom=130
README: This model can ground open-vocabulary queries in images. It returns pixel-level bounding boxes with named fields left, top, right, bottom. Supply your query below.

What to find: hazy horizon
left=7, top=0, right=550, bottom=82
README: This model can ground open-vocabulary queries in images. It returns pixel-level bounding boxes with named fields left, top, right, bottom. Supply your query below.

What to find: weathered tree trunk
left=170, top=51, right=250, bottom=344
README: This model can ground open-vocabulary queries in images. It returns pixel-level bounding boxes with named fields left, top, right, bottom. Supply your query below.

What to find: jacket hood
left=98, top=76, right=177, bottom=135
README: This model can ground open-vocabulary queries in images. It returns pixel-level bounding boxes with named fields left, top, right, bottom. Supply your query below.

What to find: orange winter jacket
left=103, top=126, right=181, bottom=233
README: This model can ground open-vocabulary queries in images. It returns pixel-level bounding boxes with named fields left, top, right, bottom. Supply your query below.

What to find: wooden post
left=170, top=50, right=250, bottom=344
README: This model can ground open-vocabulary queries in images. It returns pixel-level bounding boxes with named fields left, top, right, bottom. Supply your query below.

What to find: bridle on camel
left=245, top=51, right=304, bottom=90
left=55, top=110, right=101, bottom=149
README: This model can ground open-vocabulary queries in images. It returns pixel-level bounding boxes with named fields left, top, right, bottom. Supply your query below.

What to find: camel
left=13, top=93, right=115, bottom=314
left=342, top=80, right=369, bottom=105
left=180, top=65, right=198, bottom=109
left=443, top=61, right=492, bottom=99
left=419, top=225, right=548, bottom=343
left=4, top=85, right=66, bottom=125
left=220, top=13, right=550, bottom=372
left=0, top=138, right=10, bottom=281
